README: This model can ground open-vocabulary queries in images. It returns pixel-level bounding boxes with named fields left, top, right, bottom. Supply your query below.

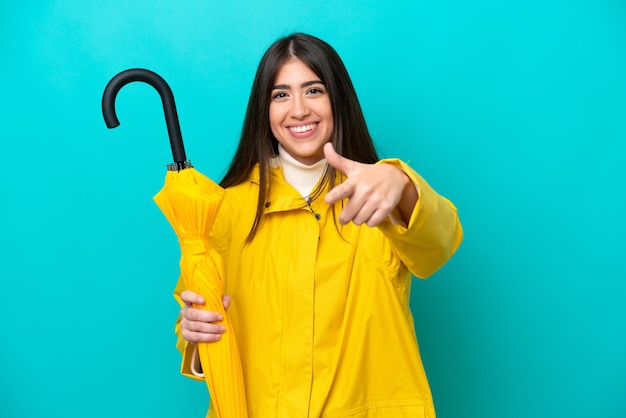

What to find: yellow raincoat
left=174, top=159, right=463, bottom=418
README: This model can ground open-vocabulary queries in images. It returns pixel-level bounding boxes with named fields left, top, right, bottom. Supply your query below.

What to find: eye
left=272, top=91, right=288, bottom=100
left=307, top=87, right=325, bottom=95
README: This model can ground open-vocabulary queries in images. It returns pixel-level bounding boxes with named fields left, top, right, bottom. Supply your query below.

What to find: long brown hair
left=220, top=33, right=379, bottom=241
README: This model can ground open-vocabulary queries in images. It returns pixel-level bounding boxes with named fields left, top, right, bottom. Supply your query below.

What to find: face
left=269, top=59, right=334, bottom=165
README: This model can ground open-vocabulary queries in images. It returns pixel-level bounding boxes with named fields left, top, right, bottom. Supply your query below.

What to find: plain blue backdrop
left=1, top=1, right=625, bottom=417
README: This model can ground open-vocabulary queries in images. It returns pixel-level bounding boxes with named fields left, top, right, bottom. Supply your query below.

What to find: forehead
left=273, top=59, right=321, bottom=85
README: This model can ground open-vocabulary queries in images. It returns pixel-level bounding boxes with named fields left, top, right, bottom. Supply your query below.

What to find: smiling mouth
left=289, top=123, right=318, bottom=133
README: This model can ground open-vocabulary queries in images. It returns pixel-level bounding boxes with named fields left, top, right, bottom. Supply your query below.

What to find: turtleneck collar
left=277, top=144, right=327, bottom=199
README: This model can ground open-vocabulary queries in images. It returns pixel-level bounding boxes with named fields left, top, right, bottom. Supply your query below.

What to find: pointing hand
left=323, top=143, right=417, bottom=227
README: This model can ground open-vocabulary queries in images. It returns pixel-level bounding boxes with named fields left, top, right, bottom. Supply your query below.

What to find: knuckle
left=361, top=183, right=374, bottom=195
left=381, top=201, right=394, bottom=212
left=188, top=320, right=201, bottom=332
left=186, top=308, right=199, bottom=321
left=181, top=329, right=194, bottom=342
left=372, top=191, right=385, bottom=204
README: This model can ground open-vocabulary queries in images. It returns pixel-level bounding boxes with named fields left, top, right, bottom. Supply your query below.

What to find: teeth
left=290, top=123, right=316, bottom=133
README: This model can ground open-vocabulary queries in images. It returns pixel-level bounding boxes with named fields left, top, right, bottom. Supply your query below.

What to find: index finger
left=324, top=180, right=355, bottom=205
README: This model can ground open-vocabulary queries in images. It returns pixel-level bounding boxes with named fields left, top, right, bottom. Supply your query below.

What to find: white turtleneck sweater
left=277, top=144, right=327, bottom=200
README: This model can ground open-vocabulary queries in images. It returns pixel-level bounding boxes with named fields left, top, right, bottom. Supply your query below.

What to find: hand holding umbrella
left=102, top=69, right=248, bottom=417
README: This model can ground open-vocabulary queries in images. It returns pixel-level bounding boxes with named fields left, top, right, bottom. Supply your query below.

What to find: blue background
left=1, top=1, right=625, bottom=417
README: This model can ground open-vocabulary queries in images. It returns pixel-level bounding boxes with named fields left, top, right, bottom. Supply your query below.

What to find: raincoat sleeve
left=376, top=158, right=463, bottom=279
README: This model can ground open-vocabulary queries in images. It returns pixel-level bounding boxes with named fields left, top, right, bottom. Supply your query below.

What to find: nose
left=289, top=95, right=310, bottom=119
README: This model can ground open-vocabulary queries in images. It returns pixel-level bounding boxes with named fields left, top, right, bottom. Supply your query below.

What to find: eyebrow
left=272, top=80, right=324, bottom=90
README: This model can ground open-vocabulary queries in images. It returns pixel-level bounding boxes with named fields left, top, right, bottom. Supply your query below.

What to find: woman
left=175, top=33, right=463, bottom=417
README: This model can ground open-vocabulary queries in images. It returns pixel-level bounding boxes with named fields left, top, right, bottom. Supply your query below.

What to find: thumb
left=222, top=294, right=231, bottom=310
left=324, top=142, right=355, bottom=175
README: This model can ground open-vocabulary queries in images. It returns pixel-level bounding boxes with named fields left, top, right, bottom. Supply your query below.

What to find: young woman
left=175, top=33, right=463, bottom=418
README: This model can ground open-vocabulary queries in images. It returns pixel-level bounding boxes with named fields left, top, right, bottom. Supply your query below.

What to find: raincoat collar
left=247, top=162, right=323, bottom=214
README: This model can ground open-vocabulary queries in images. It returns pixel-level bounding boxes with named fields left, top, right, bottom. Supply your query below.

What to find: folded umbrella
left=102, top=69, right=248, bottom=417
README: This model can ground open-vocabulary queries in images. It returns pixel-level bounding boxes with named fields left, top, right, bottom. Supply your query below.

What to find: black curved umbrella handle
left=102, top=68, right=187, bottom=167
